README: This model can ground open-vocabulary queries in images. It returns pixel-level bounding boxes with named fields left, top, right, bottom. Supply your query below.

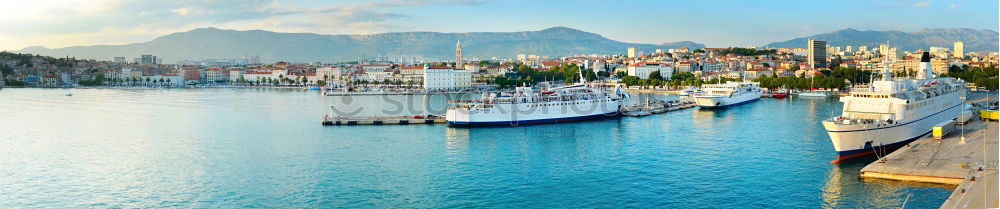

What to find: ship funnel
left=918, top=52, right=933, bottom=79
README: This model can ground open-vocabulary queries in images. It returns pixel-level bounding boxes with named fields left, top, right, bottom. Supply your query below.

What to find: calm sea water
left=0, top=88, right=953, bottom=208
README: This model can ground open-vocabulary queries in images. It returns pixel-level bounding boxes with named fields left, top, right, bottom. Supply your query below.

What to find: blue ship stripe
left=698, top=98, right=760, bottom=109
left=447, top=112, right=620, bottom=126
left=827, top=103, right=962, bottom=133
left=836, top=130, right=930, bottom=156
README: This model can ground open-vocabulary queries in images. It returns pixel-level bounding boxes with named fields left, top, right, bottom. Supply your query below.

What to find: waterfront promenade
left=859, top=116, right=998, bottom=208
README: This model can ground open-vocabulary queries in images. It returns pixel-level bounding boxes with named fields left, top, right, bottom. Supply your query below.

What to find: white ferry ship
left=693, top=81, right=763, bottom=108
left=822, top=52, right=965, bottom=164
left=446, top=74, right=630, bottom=126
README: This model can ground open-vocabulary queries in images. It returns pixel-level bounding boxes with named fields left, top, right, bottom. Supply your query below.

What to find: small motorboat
left=798, top=92, right=829, bottom=97
left=772, top=92, right=788, bottom=99
left=65, top=93, right=73, bottom=96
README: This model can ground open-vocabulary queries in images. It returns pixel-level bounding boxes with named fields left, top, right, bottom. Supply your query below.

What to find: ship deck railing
left=447, top=96, right=611, bottom=105
left=825, top=116, right=895, bottom=125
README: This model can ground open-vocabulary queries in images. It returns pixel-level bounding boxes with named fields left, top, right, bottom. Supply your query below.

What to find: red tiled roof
left=401, top=66, right=424, bottom=70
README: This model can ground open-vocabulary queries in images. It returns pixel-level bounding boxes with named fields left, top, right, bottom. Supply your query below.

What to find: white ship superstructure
left=693, top=82, right=763, bottom=108
left=446, top=73, right=630, bottom=126
left=822, top=52, right=966, bottom=163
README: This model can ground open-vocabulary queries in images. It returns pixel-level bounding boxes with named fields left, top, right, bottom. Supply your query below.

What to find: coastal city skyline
left=1, top=0, right=998, bottom=50
left=1, top=1, right=997, bottom=208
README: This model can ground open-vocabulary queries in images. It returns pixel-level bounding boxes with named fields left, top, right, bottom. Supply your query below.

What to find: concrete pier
left=625, top=89, right=682, bottom=95
left=622, top=99, right=697, bottom=117
left=858, top=118, right=998, bottom=208
left=322, top=116, right=446, bottom=126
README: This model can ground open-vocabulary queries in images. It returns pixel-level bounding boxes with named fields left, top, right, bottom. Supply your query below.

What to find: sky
left=0, top=0, right=997, bottom=50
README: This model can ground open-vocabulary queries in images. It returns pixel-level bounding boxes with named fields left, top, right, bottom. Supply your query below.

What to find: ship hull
left=446, top=99, right=627, bottom=126
left=447, top=111, right=621, bottom=126
left=822, top=103, right=962, bottom=164
left=694, top=92, right=762, bottom=108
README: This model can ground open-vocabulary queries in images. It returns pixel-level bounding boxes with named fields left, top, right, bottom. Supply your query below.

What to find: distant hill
left=766, top=28, right=998, bottom=52
left=15, top=27, right=704, bottom=63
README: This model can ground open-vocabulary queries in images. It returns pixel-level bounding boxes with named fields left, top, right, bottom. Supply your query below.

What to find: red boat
left=773, top=92, right=788, bottom=99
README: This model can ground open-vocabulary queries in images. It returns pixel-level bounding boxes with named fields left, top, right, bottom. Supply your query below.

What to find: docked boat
left=772, top=91, right=788, bottom=99
left=693, top=81, right=762, bottom=108
left=679, top=88, right=700, bottom=96
left=798, top=91, right=829, bottom=97
left=771, top=86, right=789, bottom=99
left=822, top=52, right=966, bottom=164
left=800, top=74, right=831, bottom=97
left=445, top=72, right=630, bottom=126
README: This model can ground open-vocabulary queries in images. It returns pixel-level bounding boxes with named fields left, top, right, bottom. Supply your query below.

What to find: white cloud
left=0, top=0, right=486, bottom=50
left=914, top=1, right=932, bottom=8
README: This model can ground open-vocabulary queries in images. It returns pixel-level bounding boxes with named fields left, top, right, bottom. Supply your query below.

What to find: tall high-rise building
left=627, top=47, right=638, bottom=58
left=113, top=57, right=126, bottom=63
left=953, top=41, right=964, bottom=59
left=879, top=44, right=889, bottom=56
left=455, top=40, right=463, bottom=69
left=858, top=46, right=867, bottom=52
left=807, top=39, right=827, bottom=69
left=140, top=54, right=157, bottom=65
left=845, top=46, right=853, bottom=53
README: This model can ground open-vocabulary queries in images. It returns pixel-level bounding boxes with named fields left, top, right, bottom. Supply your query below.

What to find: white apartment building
left=205, top=68, right=227, bottom=83
left=423, top=64, right=472, bottom=90
left=627, top=62, right=674, bottom=79
left=229, top=68, right=244, bottom=81
left=317, top=67, right=343, bottom=80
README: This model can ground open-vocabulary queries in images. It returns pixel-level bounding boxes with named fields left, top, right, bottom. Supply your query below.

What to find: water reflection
left=0, top=88, right=955, bottom=208
left=445, top=127, right=470, bottom=151
left=820, top=160, right=953, bottom=208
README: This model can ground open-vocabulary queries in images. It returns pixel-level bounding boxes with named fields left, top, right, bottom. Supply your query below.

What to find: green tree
left=597, top=71, right=610, bottom=78
left=648, top=70, right=664, bottom=81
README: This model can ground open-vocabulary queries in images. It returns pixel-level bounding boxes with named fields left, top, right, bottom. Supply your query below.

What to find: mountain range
left=14, top=27, right=998, bottom=63
left=765, top=28, right=997, bottom=52
left=15, top=27, right=703, bottom=63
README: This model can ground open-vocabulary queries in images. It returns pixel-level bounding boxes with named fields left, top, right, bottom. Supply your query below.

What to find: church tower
left=455, top=40, right=463, bottom=69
